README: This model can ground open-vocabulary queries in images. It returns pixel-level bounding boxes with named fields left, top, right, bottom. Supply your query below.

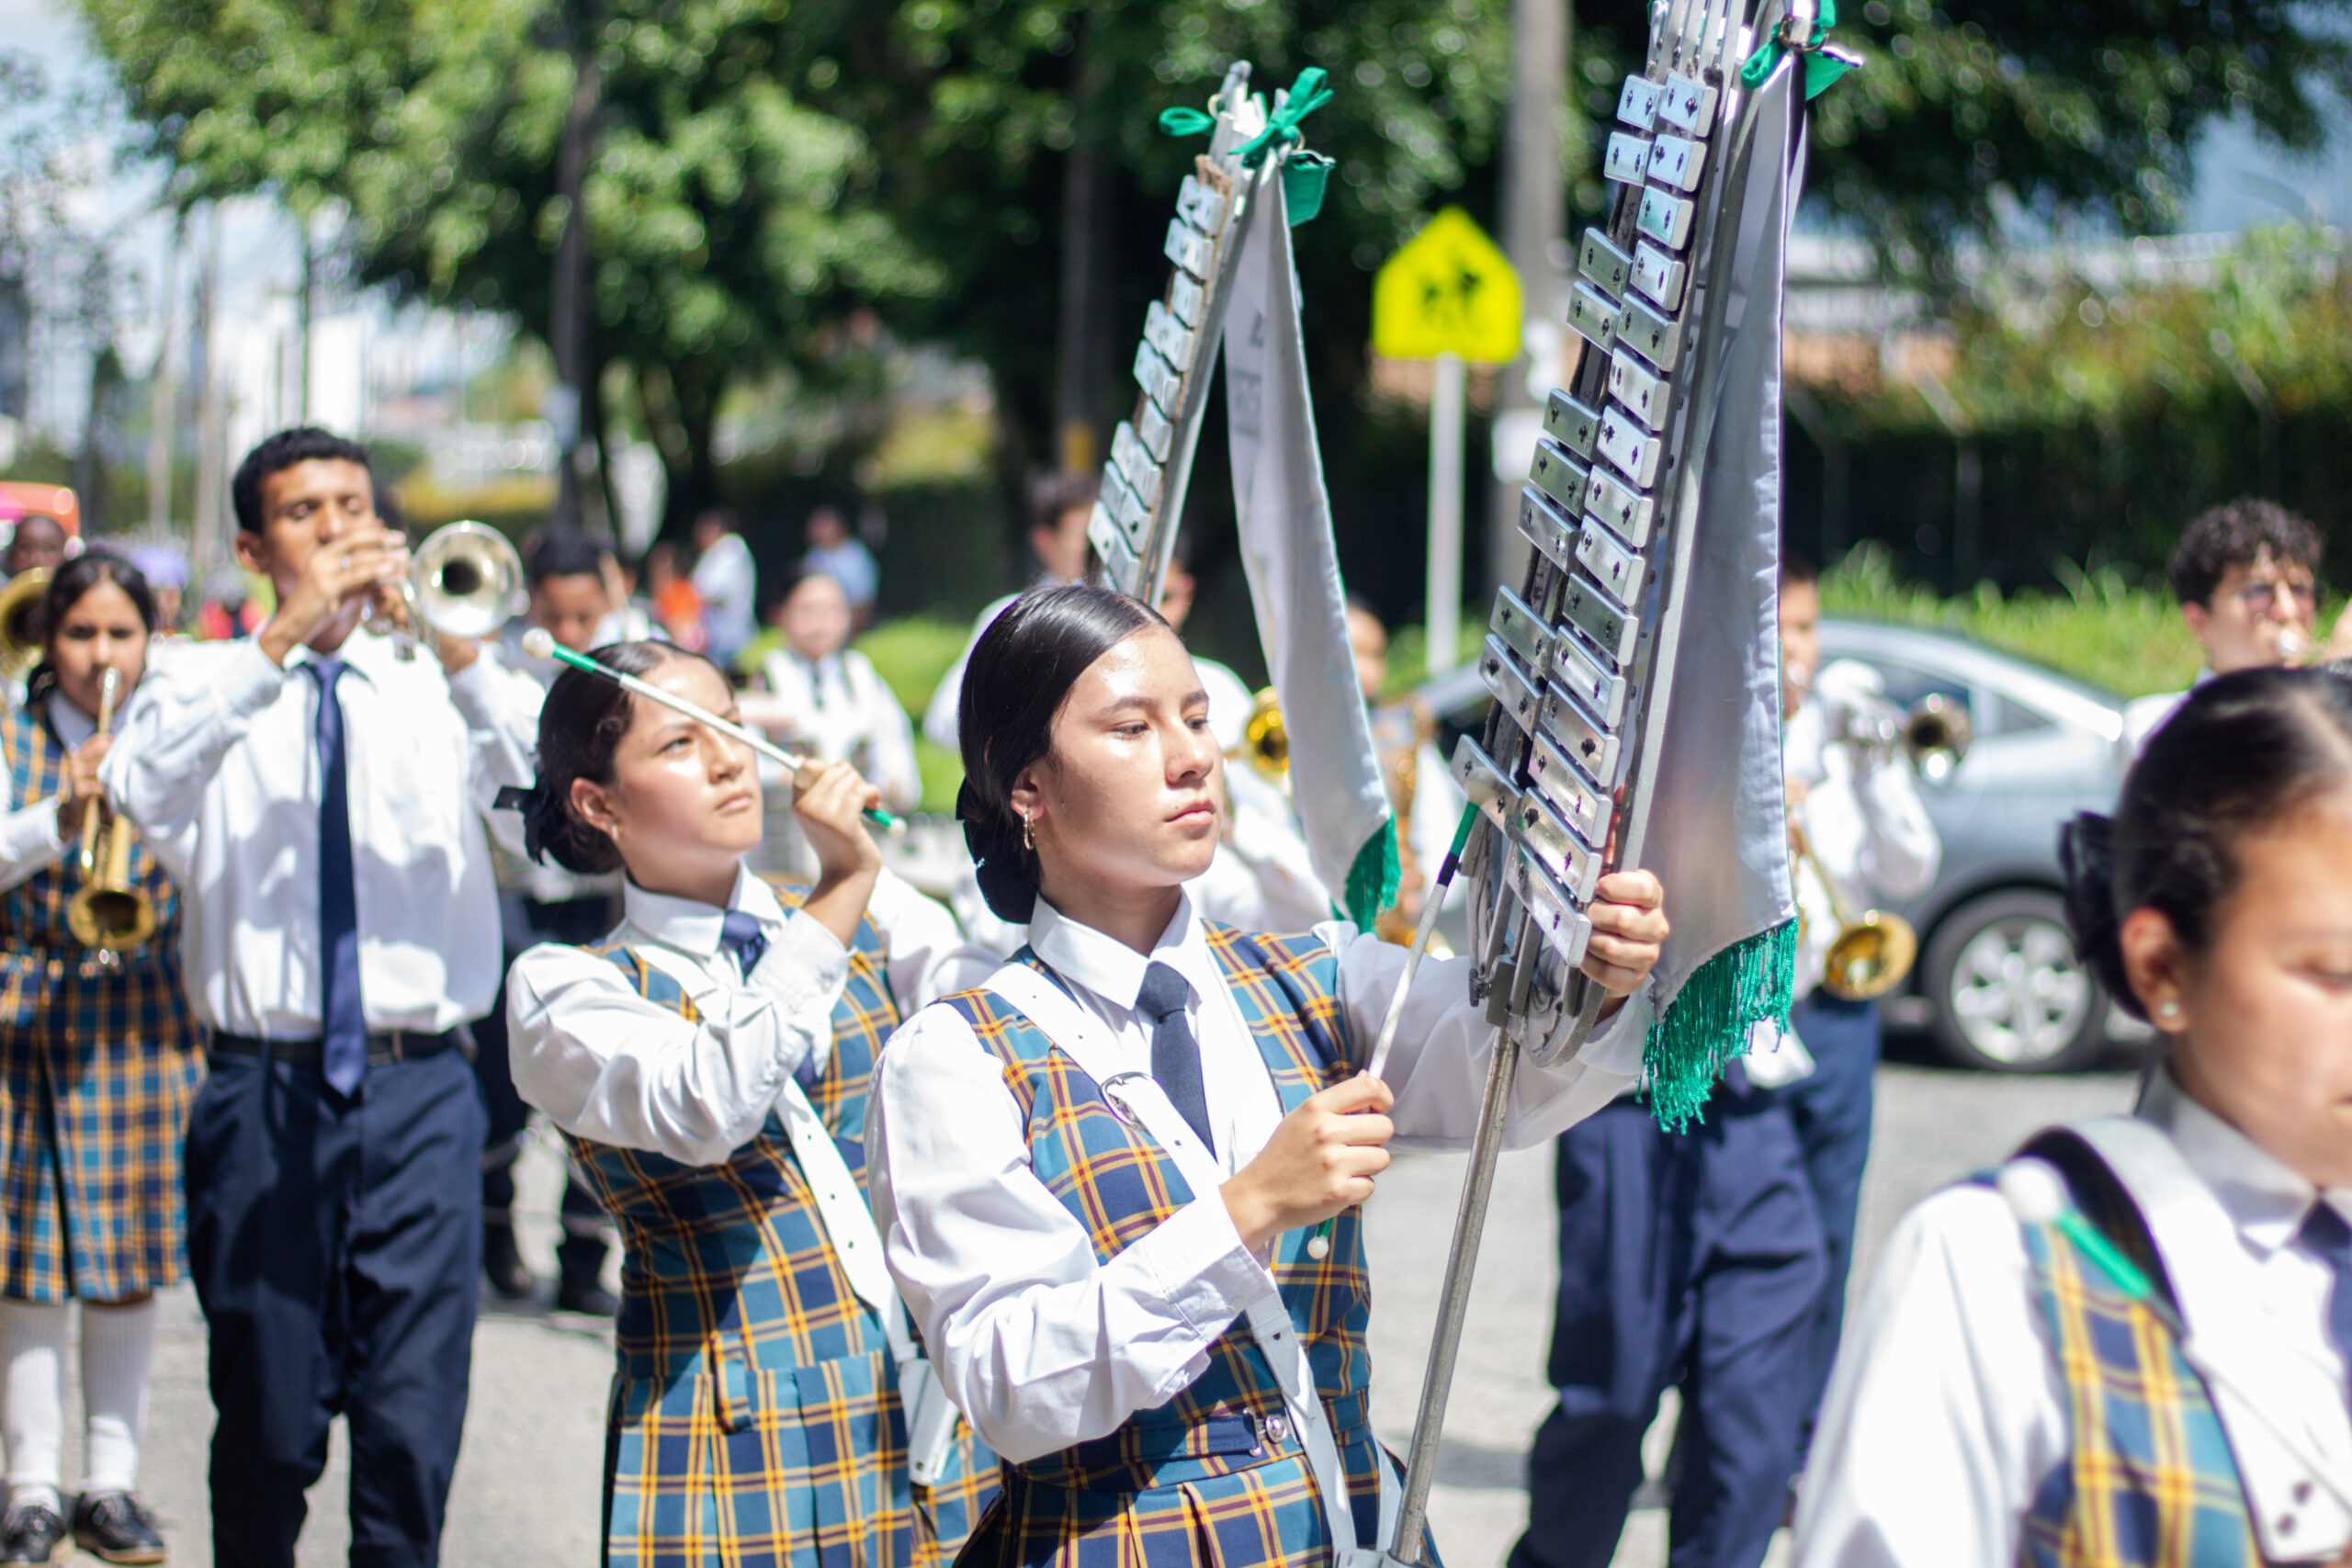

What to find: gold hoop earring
left=1023, top=814, right=1035, bottom=852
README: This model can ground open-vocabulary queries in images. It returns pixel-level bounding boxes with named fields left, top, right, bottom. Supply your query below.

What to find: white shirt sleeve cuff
left=758, top=908, right=854, bottom=1011
left=0, top=798, right=64, bottom=886
left=1133, top=1190, right=1267, bottom=1348
left=222, top=640, right=291, bottom=716
left=1579, top=977, right=1657, bottom=1079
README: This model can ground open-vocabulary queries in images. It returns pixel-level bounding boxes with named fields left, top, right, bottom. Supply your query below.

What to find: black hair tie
left=957, top=778, right=1039, bottom=924
left=493, top=780, right=568, bottom=867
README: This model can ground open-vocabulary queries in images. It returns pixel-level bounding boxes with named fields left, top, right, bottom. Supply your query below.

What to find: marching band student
left=475, top=526, right=626, bottom=1312
left=868, top=584, right=1669, bottom=1568
left=500, top=641, right=997, bottom=1566
left=743, top=567, right=922, bottom=813
left=2128, top=499, right=2324, bottom=752
left=0, top=556, right=197, bottom=1565
left=1797, top=666, right=2352, bottom=1567
left=102, top=427, right=544, bottom=1568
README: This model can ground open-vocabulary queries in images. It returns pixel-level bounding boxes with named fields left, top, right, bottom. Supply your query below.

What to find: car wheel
left=1923, top=889, right=2108, bottom=1073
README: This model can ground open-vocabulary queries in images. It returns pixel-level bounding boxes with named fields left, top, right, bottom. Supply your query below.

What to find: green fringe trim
left=1342, top=818, right=1402, bottom=931
left=1640, top=919, right=1797, bottom=1132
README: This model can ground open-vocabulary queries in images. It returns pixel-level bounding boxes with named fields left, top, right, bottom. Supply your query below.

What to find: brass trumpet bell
left=411, top=521, right=525, bottom=640
left=1235, top=687, right=1289, bottom=786
left=1903, top=694, right=1972, bottom=782
left=0, top=569, right=49, bottom=681
left=1821, top=910, right=1917, bottom=1001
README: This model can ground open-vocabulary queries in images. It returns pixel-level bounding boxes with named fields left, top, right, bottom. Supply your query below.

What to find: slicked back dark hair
left=232, top=427, right=375, bottom=536
left=2165, top=498, right=2321, bottom=609
left=2062, top=666, right=2352, bottom=1021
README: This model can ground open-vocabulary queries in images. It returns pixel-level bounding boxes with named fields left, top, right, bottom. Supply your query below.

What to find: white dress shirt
left=868, top=889, right=1654, bottom=1464
left=507, top=865, right=992, bottom=1166
left=1784, top=662, right=1941, bottom=998
left=692, top=532, right=758, bottom=662
left=742, top=648, right=921, bottom=810
left=1793, top=1067, right=2352, bottom=1567
left=100, top=631, right=543, bottom=1036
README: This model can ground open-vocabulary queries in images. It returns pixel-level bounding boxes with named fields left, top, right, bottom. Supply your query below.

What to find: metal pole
left=1425, top=351, right=1466, bottom=675
left=1387, top=1021, right=1521, bottom=1566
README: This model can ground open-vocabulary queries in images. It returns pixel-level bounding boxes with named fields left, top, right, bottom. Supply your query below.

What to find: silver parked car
left=1417, top=616, right=2132, bottom=1073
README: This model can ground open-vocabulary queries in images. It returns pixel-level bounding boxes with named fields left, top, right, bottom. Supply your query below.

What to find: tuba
left=0, top=569, right=49, bottom=682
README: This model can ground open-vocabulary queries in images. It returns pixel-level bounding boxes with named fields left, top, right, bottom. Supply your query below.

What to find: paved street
left=108, top=1050, right=2135, bottom=1565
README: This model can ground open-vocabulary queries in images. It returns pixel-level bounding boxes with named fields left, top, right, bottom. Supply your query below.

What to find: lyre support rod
left=521, top=628, right=907, bottom=837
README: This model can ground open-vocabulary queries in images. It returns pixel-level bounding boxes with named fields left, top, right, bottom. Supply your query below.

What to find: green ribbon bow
left=1738, top=0, right=1861, bottom=99
left=1159, top=66, right=1334, bottom=165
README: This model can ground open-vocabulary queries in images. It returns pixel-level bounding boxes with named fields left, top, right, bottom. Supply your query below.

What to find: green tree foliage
left=83, top=0, right=941, bottom=523
left=1575, top=0, right=2352, bottom=270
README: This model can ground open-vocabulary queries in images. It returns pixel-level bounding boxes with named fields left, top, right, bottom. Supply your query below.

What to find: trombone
left=64, top=668, right=156, bottom=961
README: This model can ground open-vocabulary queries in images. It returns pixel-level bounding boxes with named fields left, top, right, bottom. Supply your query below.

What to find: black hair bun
left=958, top=778, right=1038, bottom=924
left=2058, top=812, right=2140, bottom=1021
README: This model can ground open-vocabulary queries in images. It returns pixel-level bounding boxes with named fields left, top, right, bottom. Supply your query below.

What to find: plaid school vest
left=940, top=925, right=1376, bottom=1496
left=2007, top=1176, right=2260, bottom=1568
left=571, top=889, right=994, bottom=1568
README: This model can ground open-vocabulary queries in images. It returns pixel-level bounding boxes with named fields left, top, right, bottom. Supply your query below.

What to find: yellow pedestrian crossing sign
left=1372, top=207, right=1523, bottom=363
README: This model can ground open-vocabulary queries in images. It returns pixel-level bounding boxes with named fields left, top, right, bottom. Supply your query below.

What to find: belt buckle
left=1258, top=1410, right=1291, bottom=1447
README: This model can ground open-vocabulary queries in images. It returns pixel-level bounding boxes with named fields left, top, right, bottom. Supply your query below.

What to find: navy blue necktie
left=723, top=910, right=817, bottom=1088
left=2299, top=1201, right=2352, bottom=1374
left=1136, top=961, right=1214, bottom=1156
left=307, top=659, right=367, bottom=1098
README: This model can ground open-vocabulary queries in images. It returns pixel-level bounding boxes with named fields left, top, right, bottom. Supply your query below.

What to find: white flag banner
left=1634, top=62, right=1806, bottom=1126
left=1222, top=174, right=1397, bottom=928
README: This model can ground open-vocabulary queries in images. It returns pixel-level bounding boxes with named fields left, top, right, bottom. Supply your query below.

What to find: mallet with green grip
left=522, top=628, right=907, bottom=837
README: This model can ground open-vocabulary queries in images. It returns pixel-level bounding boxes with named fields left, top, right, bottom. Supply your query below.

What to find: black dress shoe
left=0, top=1498, right=71, bottom=1565
left=72, top=1491, right=164, bottom=1564
left=483, top=1223, right=537, bottom=1300
left=557, top=1279, right=619, bottom=1317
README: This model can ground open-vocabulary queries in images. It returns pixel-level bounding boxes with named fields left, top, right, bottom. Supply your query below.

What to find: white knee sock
left=79, top=1298, right=156, bottom=1495
left=0, top=1300, right=68, bottom=1510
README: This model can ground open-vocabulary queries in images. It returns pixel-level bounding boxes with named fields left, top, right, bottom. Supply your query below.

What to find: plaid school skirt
left=605, top=1342, right=997, bottom=1568
left=0, top=952, right=205, bottom=1303
left=957, top=1415, right=1416, bottom=1568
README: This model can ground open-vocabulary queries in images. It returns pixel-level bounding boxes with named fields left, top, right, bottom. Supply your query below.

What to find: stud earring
left=2158, top=999, right=2182, bottom=1022
left=1022, top=813, right=1035, bottom=852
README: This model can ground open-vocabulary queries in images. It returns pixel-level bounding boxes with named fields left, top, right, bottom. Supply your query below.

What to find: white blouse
left=866, top=889, right=1655, bottom=1465
left=506, top=864, right=993, bottom=1166
left=1794, top=1067, right=2352, bottom=1566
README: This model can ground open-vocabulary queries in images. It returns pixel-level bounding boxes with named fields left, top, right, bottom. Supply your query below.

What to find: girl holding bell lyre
left=0, top=552, right=198, bottom=1565
left=1795, top=666, right=2352, bottom=1568
left=500, top=640, right=997, bottom=1568
left=866, top=584, right=1669, bottom=1568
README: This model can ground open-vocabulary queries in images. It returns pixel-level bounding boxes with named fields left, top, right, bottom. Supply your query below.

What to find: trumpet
left=64, top=668, right=156, bottom=960
left=0, top=569, right=49, bottom=682
left=369, top=522, right=526, bottom=658
left=1827, top=689, right=1973, bottom=783
left=1227, top=687, right=1289, bottom=788
left=1791, top=817, right=1916, bottom=1001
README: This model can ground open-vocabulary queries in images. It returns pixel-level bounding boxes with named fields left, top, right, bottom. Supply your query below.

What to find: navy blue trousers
left=473, top=890, right=616, bottom=1291
left=1510, top=1087, right=1826, bottom=1568
left=183, top=1045, right=485, bottom=1568
left=1772, top=990, right=1882, bottom=1449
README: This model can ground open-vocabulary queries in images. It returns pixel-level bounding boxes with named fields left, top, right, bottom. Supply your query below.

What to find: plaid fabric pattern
left=941, top=925, right=1401, bottom=1568
left=2013, top=1196, right=2259, bottom=1568
left=571, top=886, right=995, bottom=1568
left=0, top=702, right=203, bottom=1304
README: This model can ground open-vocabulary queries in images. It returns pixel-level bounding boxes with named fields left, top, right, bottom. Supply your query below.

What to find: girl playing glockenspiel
left=867, top=584, right=1669, bottom=1568
left=501, top=640, right=996, bottom=1568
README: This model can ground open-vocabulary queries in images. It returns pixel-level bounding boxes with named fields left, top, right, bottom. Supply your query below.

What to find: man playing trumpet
left=101, top=428, right=544, bottom=1568
left=2125, top=498, right=2326, bottom=754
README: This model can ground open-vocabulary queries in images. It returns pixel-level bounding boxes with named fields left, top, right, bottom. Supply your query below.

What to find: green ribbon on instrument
left=1738, top=0, right=1860, bottom=99
left=1159, top=68, right=1338, bottom=224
